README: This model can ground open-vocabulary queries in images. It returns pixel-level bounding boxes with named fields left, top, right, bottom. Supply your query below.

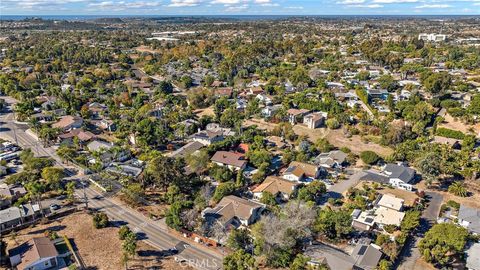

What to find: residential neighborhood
left=0, top=13, right=480, bottom=270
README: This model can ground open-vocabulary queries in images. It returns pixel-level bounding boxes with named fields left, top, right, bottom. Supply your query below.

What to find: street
left=0, top=97, right=223, bottom=270
left=396, top=191, right=443, bottom=270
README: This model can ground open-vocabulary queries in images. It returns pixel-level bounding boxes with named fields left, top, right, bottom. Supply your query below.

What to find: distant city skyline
left=2, top=0, right=480, bottom=16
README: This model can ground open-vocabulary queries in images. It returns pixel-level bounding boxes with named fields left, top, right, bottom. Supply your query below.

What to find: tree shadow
left=27, top=225, right=66, bottom=235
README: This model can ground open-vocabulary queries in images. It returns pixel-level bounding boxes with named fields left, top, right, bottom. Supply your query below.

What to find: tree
left=448, top=181, right=467, bottom=197
left=180, top=75, right=193, bottom=88
left=146, top=155, right=185, bottom=191
left=326, top=118, right=340, bottom=129
left=252, top=201, right=316, bottom=267
left=66, top=181, right=76, bottom=202
left=377, top=259, right=392, bottom=270
left=185, top=149, right=210, bottom=174
left=296, top=180, right=326, bottom=203
left=223, top=249, right=255, bottom=270
left=360, top=151, right=380, bottom=165
left=41, top=167, right=64, bottom=189
left=400, top=210, right=421, bottom=233
left=290, top=254, right=311, bottom=270
left=92, top=212, right=109, bottom=229
left=419, top=223, right=468, bottom=267
left=227, top=228, right=252, bottom=251
left=260, top=191, right=277, bottom=206
left=118, top=225, right=132, bottom=240
left=155, top=81, right=173, bottom=95
left=122, top=231, right=137, bottom=269
left=314, top=208, right=352, bottom=240
left=212, top=182, right=236, bottom=203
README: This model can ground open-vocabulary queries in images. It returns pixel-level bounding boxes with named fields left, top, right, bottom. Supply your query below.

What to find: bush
left=435, top=127, right=465, bottom=140
left=118, top=225, right=132, bottom=240
left=93, top=212, right=109, bottom=229
left=326, top=118, right=340, bottom=129
left=360, top=151, right=380, bottom=165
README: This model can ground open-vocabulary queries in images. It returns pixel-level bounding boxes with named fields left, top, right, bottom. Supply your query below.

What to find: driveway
left=396, top=191, right=443, bottom=270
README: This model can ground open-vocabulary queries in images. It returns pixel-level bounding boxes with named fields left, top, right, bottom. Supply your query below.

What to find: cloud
left=210, top=0, right=241, bottom=4
left=169, top=0, right=202, bottom=6
left=350, top=3, right=383, bottom=7
left=88, top=0, right=161, bottom=9
left=337, top=0, right=365, bottom=4
left=225, top=3, right=248, bottom=11
left=372, top=0, right=418, bottom=3
left=284, top=5, right=304, bottom=9
left=415, top=4, right=451, bottom=8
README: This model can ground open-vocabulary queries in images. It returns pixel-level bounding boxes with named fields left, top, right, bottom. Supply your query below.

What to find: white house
left=382, top=164, right=415, bottom=191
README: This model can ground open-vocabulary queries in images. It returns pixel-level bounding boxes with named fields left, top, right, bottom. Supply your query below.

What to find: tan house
left=252, top=176, right=300, bottom=201
left=202, top=195, right=265, bottom=228
left=9, top=237, right=59, bottom=270
left=211, top=151, right=247, bottom=171
left=52, top=115, right=83, bottom=131
left=283, top=161, right=321, bottom=182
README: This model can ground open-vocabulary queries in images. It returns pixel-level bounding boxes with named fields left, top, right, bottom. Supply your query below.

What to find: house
left=283, top=161, right=321, bottom=182
left=94, top=119, right=116, bottom=132
left=105, top=163, right=143, bottom=178
left=262, top=104, right=282, bottom=118
left=457, top=205, right=480, bottom=235
left=382, top=164, right=416, bottom=191
left=236, top=98, right=248, bottom=111
left=190, top=130, right=224, bottom=146
left=9, top=237, right=59, bottom=270
left=0, top=204, right=39, bottom=230
left=305, top=240, right=382, bottom=270
left=256, top=94, right=273, bottom=105
left=367, top=89, right=389, bottom=100
left=211, top=151, right=247, bottom=171
left=0, top=184, right=27, bottom=209
left=375, top=194, right=404, bottom=212
left=214, top=87, right=234, bottom=98
left=466, top=243, right=480, bottom=270
left=350, top=239, right=383, bottom=270
left=249, top=86, right=264, bottom=96
left=202, top=195, right=265, bottom=228
left=252, top=176, right=300, bottom=201
left=52, top=115, right=83, bottom=131
left=87, top=140, right=113, bottom=152
left=303, top=112, right=327, bottom=129
left=315, top=150, right=348, bottom=169
left=58, top=129, right=95, bottom=145
left=352, top=194, right=405, bottom=231
left=87, top=102, right=107, bottom=119
left=287, top=109, right=310, bottom=124
left=168, top=141, right=204, bottom=159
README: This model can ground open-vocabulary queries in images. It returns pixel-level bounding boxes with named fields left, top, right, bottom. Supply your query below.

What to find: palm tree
left=448, top=181, right=467, bottom=197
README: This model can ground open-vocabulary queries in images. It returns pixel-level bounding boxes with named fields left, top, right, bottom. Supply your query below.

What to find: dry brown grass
left=439, top=113, right=480, bottom=137
left=4, top=212, right=189, bottom=270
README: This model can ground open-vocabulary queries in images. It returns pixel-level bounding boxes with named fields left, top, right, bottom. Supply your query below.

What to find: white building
left=418, top=33, right=446, bottom=42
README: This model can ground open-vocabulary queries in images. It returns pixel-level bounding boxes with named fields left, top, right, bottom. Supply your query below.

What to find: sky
left=1, top=0, right=480, bottom=15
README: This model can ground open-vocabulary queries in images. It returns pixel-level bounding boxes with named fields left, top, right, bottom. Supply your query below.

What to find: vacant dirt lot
left=4, top=212, right=190, bottom=270
left=244, top=118, right=394, bottom=157
left=439, top=113, right=480, bottom=137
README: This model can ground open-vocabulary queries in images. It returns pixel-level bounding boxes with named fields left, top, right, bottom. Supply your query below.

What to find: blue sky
left=2, top=0, right=479, bottom=15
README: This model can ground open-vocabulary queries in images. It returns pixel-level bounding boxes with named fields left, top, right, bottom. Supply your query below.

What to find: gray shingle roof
left=458, top=205, right=480, bottom=234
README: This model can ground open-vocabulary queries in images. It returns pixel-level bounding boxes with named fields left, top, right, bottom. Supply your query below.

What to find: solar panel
left=358, top=246, right=367, bottom=256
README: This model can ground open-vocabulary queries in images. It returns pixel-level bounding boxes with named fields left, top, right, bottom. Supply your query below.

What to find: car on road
left=49, top=204, right=61, bottom=211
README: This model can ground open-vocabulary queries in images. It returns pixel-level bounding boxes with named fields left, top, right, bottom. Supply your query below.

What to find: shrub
left=118, top=225, right=132, bottom=240
left=436, top=127, right=465, bottom=140
left=360, top=151, right=380, bottom=165
left=93, top=212, right=109, bottom=229
left=326, top=118, right=340, bottom=129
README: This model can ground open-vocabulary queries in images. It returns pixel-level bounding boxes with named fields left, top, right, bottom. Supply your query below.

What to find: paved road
left=396, top=191, right=443, bottom=270
left=0, top=97, right=223, bottom=270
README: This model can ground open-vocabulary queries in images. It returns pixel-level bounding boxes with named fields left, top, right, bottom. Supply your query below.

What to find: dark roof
left=384, top=164, right=415, bottom=183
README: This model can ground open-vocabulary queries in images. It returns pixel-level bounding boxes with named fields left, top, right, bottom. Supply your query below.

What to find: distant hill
left=94, top=18, right=123, bottom=23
